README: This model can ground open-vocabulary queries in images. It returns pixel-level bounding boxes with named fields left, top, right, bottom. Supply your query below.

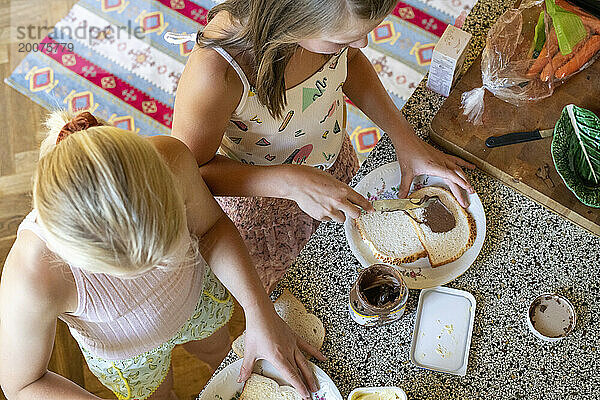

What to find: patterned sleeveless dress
left=211, top=46, right=359, bottom=292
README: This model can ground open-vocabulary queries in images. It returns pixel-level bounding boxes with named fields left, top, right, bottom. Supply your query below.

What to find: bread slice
left=408, top=186, right=476, bottom=267
left=279, top=386, right=304, bottom=400
left=239, top=374, right=302, bottom=400
left=355, top=209, right=427, bottom=265
left=232, top=289, right=325, bottom=358
left=239, top=374, right=278, bottom=399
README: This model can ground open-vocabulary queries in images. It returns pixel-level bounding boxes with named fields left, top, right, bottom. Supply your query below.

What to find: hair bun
left=57, top=112, right=100, bottom=144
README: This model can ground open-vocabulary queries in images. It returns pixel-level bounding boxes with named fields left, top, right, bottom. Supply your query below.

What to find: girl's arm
left=343, top=48, right=475, bottom=207
left=0, top=236, right=101, bottom=400
left=171, top=49, right=371, bottom=222
left=155, top=137, right=324, bottom=399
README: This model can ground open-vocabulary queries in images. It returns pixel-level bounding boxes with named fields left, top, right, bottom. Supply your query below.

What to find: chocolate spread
left=358, top=267, right=401, bottom=308
left=349, top=264, right=408, bottom=327
left=421, top=199, right=455, bottom=233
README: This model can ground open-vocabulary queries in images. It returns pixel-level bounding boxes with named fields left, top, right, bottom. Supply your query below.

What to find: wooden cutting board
left=430, top=58, right=600, bottom=236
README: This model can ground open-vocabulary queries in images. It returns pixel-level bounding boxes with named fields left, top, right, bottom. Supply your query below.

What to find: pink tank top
left=17, top=210, right=206, bottom=360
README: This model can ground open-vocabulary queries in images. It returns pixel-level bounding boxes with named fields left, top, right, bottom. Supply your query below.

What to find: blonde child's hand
left=284, top=165, right=374, bottom=222
left=239, top=310, right=326, bottom=399
left=396, top=135, right=475, bottom=208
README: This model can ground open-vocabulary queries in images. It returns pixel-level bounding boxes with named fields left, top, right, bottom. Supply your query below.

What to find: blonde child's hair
left=33, top=110, right=191, bottom=277
left=197, top=0, right=397, bottom=119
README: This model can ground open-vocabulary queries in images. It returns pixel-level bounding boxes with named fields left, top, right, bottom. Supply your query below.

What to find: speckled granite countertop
left=212, top=1, right=600, bottom=398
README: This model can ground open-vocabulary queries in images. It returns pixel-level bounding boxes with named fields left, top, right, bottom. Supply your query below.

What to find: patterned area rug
left=6, top=0, right=476, bottom=162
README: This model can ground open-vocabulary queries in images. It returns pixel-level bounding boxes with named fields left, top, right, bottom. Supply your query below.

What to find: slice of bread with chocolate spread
left=408, top=186, right=476, bottom=267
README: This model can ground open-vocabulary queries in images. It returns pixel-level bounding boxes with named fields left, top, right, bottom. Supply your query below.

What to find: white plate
left=409, top=286, right=476, bottom=376
left=344, top=162, right=486, bottom=289
left=199, top=359, right=343, bottom=400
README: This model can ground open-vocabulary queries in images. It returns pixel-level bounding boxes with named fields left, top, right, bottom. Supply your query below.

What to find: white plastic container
left=348, top=386, right=407, bottom=400
left=409, top=286, right=476, bottom=376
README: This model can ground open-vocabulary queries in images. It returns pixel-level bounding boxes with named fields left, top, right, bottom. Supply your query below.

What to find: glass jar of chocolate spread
left=348, top=264, right=408, bottom=327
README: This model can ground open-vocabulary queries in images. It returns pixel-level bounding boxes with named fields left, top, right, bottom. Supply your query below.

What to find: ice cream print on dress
left=231, top=120, right=248, bottom=131
left=283, top=144, right=314, bottom=165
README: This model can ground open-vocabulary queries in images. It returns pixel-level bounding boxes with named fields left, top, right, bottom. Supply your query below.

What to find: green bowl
left=551, top=105, right=600, bottom=208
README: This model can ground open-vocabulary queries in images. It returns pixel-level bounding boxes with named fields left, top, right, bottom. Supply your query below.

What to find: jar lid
left=527, top=293, right=576, bottom=341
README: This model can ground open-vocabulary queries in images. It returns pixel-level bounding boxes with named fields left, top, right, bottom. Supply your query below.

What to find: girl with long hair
left=171, top=0, right=475, bottom=292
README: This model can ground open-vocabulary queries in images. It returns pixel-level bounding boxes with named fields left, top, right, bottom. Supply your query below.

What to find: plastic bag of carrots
left=461, top=0, right=600, bottom=125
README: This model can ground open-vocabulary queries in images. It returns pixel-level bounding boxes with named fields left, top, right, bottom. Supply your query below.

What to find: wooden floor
left=0, top=1, right=245, bottom=398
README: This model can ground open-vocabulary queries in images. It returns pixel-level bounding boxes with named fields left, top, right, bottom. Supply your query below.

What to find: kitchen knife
left=485, top=128, right=553, bottom=148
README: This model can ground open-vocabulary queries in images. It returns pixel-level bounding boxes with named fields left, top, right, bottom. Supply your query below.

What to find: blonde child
left=0, top=111, right=323, bottom=400
left=171, top=0, right=475, bottom=292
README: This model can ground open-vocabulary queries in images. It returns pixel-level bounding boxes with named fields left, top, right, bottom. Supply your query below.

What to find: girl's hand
left=239, top=310, right=327, bottom=399
left=395, top=135, right=475, bottom=208
left=284, top=165, right=374, bottom=222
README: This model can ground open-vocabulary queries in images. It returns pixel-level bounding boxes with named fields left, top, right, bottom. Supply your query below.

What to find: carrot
left=555, top=0, right=600, bottom=34
left=528, top=29, right=559, bottom=76
left=556, top=0, right=591, bottom=17
left=540, top=29, right=589, bottom=81
left=555, top=34, right=600, bottom=79
left=581, top=15, right=600, bottom=34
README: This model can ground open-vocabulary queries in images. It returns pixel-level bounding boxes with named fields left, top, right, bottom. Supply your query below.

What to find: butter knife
left=371, top=197, right=436, bottom=212
left=485, top=128, right=553, bottom=148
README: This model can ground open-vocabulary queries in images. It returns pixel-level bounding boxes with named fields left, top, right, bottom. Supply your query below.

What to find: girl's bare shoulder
left=148, top=135, right=195, bottom=169
left=176, top=45, right=244, bottom=129
left=1, top=231, right=74, bottom=315
left=186, top=45, right=235, bottom=81
left=148, top=135, right=221, bottom=230
left=148, top=136, right=202, bottom=194
left=182, top=12, right=246, bottom=94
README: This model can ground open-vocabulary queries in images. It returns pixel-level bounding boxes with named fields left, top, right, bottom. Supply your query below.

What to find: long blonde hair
left=197, top=0, right=396, bottom=119
left=33, top=111, right=190, bottom=277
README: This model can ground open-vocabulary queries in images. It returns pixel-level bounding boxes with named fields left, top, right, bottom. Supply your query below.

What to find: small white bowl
left=527, top=293, right=576, bottom=342
left=348, top=386, right=407, bottom=400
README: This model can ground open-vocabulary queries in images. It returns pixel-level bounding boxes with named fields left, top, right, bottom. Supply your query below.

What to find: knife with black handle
left=485, top=128, right=553, bottom=148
